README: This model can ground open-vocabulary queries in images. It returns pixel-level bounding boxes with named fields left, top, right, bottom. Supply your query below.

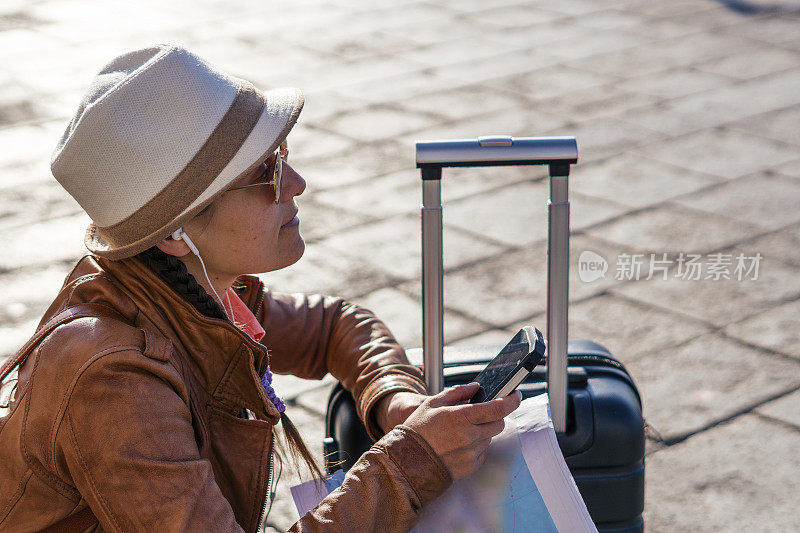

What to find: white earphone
left=171, top=228, right=200, bottom=256
left=171, top=227, right=234, bottom=321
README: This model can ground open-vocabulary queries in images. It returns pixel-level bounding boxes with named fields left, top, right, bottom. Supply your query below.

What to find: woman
left=0, top=44, right=520, bottom=532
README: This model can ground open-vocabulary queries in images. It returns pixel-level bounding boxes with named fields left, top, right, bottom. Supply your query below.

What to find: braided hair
left=136, top=246, right=227, bottom=320
left=135, top=245, right=324, bottom=480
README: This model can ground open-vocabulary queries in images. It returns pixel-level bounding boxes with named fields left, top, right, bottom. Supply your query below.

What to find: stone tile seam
left=282, top=396, right=326, bottom=418
left=647, top=383, right=800, bottom=451
left=0, top=256, right=78, bottom=279
left=656, top=216, right=800, bottom=271
left=614, top=111, right=800, bottom=162
left=390, top=282, right=507, bottom=334
left=608, top=289, right=800, bottom=363
left=752, top=411, right=800, bottom=434
left=710, top=17, right=800, bottom=52
left=716, top=308, right=800, bottom=363
left=0, top=207, right=84, bottom=233
left=282, top=380, right=340, bottom=404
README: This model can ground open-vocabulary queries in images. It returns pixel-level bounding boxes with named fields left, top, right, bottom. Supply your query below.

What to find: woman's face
left=178, top=148, right=307, bottom=279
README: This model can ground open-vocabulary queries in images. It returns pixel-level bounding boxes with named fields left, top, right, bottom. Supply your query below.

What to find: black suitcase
left=323, top=136, right=645, bottom=532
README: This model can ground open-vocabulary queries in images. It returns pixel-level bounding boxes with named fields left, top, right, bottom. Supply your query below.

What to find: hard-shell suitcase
left=323, top=136, right=645, bottom=532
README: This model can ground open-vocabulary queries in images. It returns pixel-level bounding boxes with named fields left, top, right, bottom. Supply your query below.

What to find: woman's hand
left=401, top=383, right=522, bottom=481
left=375, top=391, right=427, bottom=434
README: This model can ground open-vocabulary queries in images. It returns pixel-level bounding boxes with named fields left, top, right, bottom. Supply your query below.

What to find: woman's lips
left=281, top=215, right=299, bottom=228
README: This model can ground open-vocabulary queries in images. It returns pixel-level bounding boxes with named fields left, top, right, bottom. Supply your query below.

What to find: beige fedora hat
left=51, top=43, right=304, bottom=260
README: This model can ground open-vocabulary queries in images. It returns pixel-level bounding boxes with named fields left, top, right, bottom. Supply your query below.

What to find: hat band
left=97, top=80, right=267, bottom=247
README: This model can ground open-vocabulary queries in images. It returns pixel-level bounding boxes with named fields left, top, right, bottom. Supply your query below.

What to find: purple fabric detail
left=261, top=366, right=286, bottom=413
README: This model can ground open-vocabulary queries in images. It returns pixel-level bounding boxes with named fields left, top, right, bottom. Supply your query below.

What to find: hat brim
left=85, top=85, right=304, bottom=260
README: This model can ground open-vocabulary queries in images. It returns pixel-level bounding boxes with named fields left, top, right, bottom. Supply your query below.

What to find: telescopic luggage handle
left=416, top=135, right=578, bottom=432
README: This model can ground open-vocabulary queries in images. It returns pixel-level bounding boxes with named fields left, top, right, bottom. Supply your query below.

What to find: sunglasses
left=227, top=140, right=288, bottom=204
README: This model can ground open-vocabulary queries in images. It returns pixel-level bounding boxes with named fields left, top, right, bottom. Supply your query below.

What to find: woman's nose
left=280, top=162, right=305, bottom=202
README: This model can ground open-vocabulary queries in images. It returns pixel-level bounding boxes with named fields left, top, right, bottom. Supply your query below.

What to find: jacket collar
left=52, top=255, right=274, bottom=416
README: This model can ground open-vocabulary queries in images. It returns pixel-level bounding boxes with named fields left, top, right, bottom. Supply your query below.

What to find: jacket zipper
left=252, top=281, right=265, bottom=322
left=256, top=449, right=274, bottom=532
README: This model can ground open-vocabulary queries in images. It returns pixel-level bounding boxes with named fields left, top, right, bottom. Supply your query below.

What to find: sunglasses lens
left=273, top=156, right=282, bottom=204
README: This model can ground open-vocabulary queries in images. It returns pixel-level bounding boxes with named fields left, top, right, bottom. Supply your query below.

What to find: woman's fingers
left=427, top=382, right=481, bottom=408
left=459, top=390, right=522, bottom=425
left=476, top=418, right=506, bottom=440
left=402, top=386, right=524, bottom=481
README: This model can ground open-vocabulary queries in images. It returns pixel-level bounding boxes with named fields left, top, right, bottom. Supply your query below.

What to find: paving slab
left=723, top=299, right=800, bottom=359
left=545, top=115, right=666, bottom=162
left=611, top=244, right=800, bottom=328
left=461, top=3, right=564, bottom=28
left=313, top=162, right=537, bottom=219
left=0, top=262, right=71, bottom=331
left=431, top=47, right=564, bottom=88
left=292, top=138, right=408, bottom=193
left=635, top=126, right=800, bottom=179
left=570, top=152, right=722, bottom=209
left=693, top=44, right=800, bottom=81
left=671, top=172, right=800, bottom=231
left=739, top=221, right=800, bottom=267
left=0, top=212, right=89, bottom=272
left=0, top=316, right=40, bottom=363
left=622, top=68, right=800, bottom=136
left=623, top=0, right=718, bottom=18
left=716, top=11, right=800, bottom=46
left=549, top=292, right=712, bottom=362
left=729, top=104, right=800, bottom=147
left=644, top=415, right=800, bottom=532
left=321, top=104, right=440, bottom=143
left=0, top=120, right=63, bottom=174
left=348, top=286, right=487, bottom=348
left=755, top=389, right=800, bottom=429
left=451, top=326, right=518, bottom=347
left=626, top=333, right=800, bottom=440
left=615, top=68, right=732, bottom=101
left=257, top=242, right=397, bottom=300
left=564, top=7, right=648, bottom=31
left=290, top=197, right=372, bottom=244
left=398, top=84, right=530, bottom=123
left=660, top=3, right=767, bottom=30
left=318, top=213, right=508, bottom=281
left=492, top=63, right=615, bottom=102
left=0, top=179, right=81, bottom=231
left=284, top=124, right=355, bottom=168
left=586, top=202, right=764, bottom=253
left=531, top=82, right=661, bottom=123
left=397, top=233, right=634, bottom=329
left=441, top=179, right=550, bottom=247
left=397, top=105, right=571, bottom=145
left=271, top=374, right=337, bottom=404
left=777, top=157, right=800, bottom=178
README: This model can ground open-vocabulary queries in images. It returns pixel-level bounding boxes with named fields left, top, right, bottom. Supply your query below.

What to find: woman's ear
left=156, top=236, right=192, bottom=257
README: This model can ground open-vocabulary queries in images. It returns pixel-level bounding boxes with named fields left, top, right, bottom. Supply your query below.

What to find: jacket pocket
left=207, top=404, right=273, bottom=533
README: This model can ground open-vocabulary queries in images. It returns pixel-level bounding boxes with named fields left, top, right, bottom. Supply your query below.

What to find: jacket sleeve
left=57, top=348, right=243, bottom=533
left=259, top=290, right=427, bottom=440
left=290, top=425, right=452, bottom=533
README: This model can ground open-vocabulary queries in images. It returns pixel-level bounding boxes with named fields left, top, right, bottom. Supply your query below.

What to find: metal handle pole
left=416, top=137, right=578, bottom=400
left=421, top=168, right=444, bottom=394
left=547, top=165, right=570, bottom=432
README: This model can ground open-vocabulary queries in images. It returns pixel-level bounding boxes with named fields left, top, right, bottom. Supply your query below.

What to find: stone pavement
left=2, top=0, right=799, bottom=530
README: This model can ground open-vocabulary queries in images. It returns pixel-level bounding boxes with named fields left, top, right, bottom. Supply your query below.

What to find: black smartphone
left=469, top=326, right=546, bottom=404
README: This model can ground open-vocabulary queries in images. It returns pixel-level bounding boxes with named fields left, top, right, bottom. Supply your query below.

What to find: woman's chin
left=264, top=238, right=305, bottom=273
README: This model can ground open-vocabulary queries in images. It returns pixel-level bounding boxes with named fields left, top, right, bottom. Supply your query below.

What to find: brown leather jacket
left=0, top=255, right=452, bottom=532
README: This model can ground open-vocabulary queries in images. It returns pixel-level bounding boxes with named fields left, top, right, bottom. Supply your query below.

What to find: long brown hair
left=136, top=246, right=323, bottom=479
